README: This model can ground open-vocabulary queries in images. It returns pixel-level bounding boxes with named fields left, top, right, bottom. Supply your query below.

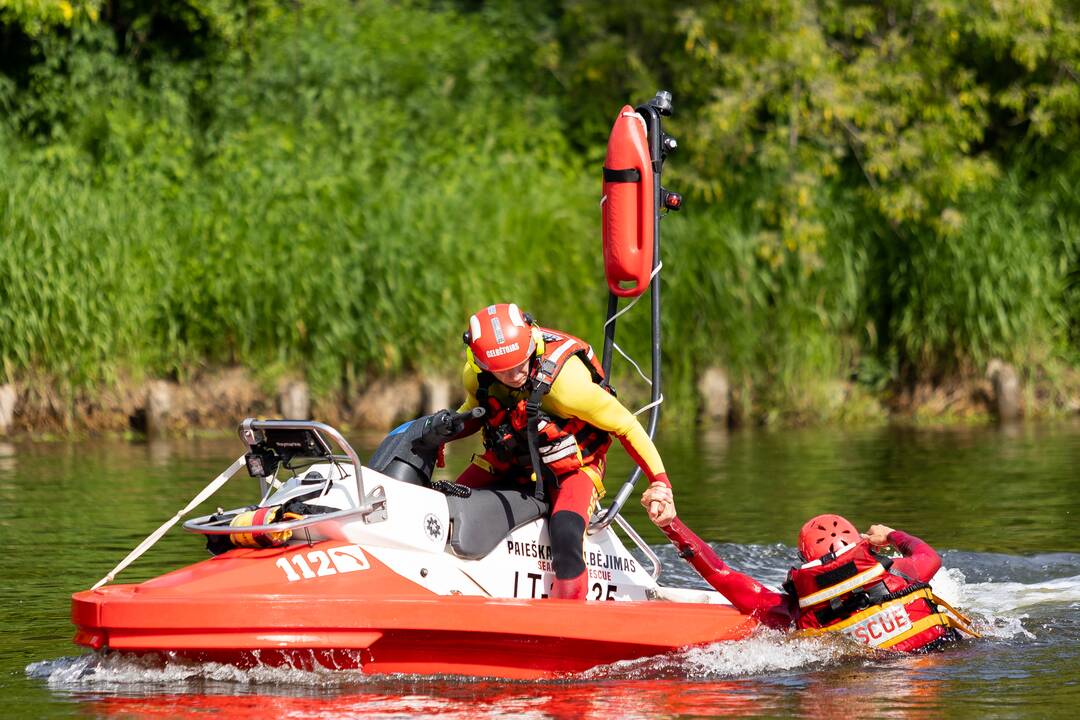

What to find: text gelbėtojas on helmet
left=463, top=303, right=537, bottom=372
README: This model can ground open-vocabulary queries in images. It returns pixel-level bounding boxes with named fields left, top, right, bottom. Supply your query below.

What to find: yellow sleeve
left=457, top=362, right=479, bottom=413
left=544, top=356, right=667, bottom=483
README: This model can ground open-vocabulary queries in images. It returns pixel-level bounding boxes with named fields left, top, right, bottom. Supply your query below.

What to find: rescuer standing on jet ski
left=451, top=302, right=676, bottom=600
left=644, top=507, right=979, bottom=652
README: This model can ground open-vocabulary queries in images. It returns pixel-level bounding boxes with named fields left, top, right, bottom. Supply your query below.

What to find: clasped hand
left=640, top=482, right=676, bottom=527
left=861, top=524, right=896, bottom=546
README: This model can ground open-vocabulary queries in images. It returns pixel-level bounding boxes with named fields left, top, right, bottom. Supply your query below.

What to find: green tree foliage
left=664, top=0, right=1078, bottom=373
left=0, top=0, right=597, bottom=397
left=0, top=1, right=99, bottom=36
left=538, top=0, right=1078, bottom=386
left=1, top=0, right=1078, bottom=422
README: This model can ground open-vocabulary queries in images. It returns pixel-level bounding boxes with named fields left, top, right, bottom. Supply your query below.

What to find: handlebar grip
left=429, top=407, right=485, bottom=439
left=453, top=407, right=485, bottom=423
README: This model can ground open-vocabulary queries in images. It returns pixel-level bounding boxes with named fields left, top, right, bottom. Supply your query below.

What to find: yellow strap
left=796, top=587, right=935, bottom=637
left=798, top=587, right=981, bottom=646
left=798, top=563, right=887, bottom=608
left=876, top=613, right=953, bottom=649
left=929, top=592, right=982, bottom=638
left=470, top=454, right=493, bottom=474
left=582, top=464, right=607, bottom=500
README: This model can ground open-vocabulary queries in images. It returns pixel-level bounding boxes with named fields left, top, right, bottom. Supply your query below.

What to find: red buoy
left=602, top=106, right=655, bottom=298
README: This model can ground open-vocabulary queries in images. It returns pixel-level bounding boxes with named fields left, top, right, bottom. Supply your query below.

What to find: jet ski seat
left=445, top=489, right=549, bottom=560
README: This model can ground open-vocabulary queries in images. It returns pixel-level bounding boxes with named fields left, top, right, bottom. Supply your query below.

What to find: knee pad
left=549, top=510, right=586, bottom=579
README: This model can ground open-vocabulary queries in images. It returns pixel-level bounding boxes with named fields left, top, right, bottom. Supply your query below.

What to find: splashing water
left=584, top=627, right=864, bottom=681
left=27, top=651, right=369, bottom=690
left=28, top=556, right=1079, bottom=692
left=960, top=574, right=1080, bottom=615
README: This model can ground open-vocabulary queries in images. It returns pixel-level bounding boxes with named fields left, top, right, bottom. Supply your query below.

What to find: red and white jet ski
left=72, top=415, right=755, bottom=679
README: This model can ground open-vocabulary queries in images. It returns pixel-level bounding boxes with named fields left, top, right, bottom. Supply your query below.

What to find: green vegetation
left=1, top=0, right=1077, bottom=426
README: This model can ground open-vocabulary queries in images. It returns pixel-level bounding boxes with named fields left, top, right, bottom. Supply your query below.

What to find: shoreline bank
left=2, top=363, right=1077, bottom=440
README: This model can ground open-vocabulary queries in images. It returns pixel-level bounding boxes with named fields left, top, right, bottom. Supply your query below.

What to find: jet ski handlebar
left=424, top=406, right=485, bottom=442
left=367, top=407, right=485, bottom=487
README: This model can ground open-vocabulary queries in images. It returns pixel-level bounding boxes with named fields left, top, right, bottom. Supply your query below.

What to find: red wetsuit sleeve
left=887, top=530, right=942, bottom=583
left=661, top=519, right=793, bottom=629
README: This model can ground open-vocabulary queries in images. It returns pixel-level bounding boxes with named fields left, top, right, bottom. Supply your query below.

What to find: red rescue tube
left=602, top=106, right=655, bottom=298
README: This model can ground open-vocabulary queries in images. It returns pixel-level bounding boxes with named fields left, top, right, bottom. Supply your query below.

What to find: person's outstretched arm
left=546, top=358, right=675, bottom=524
left=862, top=524, right=942, bottom=583
left=659, top=518, right=794, bottom=628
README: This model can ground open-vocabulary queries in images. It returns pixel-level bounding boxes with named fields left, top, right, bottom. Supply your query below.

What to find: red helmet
left=463, top=303, right=536, bottom=372
left=798, top=514, right=859, bottom=562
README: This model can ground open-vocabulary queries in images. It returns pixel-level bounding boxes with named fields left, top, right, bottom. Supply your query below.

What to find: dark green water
left=4, top=420, right=1080, bottom=718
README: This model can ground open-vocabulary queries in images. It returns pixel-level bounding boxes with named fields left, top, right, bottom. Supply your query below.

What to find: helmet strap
left=465, top=348, right=484, bottom=373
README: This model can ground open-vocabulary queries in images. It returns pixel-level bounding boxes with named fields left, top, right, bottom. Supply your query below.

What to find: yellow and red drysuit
left=454, top=327, right=669, bottom=600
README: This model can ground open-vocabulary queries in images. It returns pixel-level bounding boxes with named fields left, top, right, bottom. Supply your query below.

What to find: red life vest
left=786, top=540, right=964, bottom=652
left=475, top=328, right=613, bottom=479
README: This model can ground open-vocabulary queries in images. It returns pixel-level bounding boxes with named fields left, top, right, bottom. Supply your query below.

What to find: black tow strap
left=525, top=355, right=565, bottom=502
left=603, top=167, right=641, bottom=183
left=814, top=580, right=892, bottom=626
left=525, top=385, right=549, bottom=502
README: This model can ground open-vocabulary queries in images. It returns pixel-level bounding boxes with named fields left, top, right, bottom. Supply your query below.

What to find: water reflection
left=145, top=439, right=172, bottom=469
left=79, top=681, right=769, bottom=720
left=633, top=420, right=1080, bottom=554
left=60, top=671, right=963, bottom=720
left=796, top=655, right=947, bottom=720
left=0, top=442, right=15, bottom=477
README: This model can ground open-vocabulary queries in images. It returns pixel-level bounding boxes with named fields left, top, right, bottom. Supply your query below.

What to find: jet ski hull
left=71, top=543, right=757, bottom=679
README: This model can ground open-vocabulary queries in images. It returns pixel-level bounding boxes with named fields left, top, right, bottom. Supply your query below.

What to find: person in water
left=643, top=502, right=978, bottom=652
left=450, top=303, right=676, bottom=600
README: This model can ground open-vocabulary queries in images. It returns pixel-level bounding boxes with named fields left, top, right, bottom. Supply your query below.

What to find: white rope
left=603, top=261, right=666, bottom=417
left=91, top=454, right=247, bottom=590
left=603, top=261, right=663, bottom=331
left=613, top=341, right=652, bottom=387
left=633, top=394, right=664, bottom=417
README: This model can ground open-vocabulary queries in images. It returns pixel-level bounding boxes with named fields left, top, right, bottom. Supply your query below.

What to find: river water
left=4, top=420, right=1079, bottom=718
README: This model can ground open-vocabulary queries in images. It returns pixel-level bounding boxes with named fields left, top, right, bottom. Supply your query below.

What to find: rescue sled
left=71, top=415, right=756, bottom=679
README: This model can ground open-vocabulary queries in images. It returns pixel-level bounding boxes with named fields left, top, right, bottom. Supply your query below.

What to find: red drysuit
left=660, top=518, right=943, bottom=630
